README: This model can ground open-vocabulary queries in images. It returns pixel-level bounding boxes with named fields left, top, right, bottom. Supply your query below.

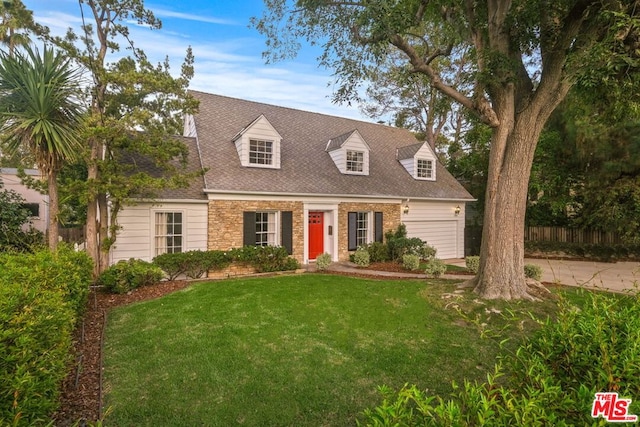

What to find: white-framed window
left=356, top=211, right=369, bottom=247
left=255, top=211, right=277, bottom=246
left=416, top=159, right=434, bottom=179
left=155, top=212, right=183, bottom=256
left=249, top=139, right=273, bottom=165
left=346, top=150, right=364, bottom=172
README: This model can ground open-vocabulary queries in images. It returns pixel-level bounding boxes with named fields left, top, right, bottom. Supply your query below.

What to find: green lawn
left=102, top=274, right=566, bottom=426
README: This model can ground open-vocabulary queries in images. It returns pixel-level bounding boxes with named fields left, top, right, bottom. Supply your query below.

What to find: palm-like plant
left=0, top=45, right=84, bottom=249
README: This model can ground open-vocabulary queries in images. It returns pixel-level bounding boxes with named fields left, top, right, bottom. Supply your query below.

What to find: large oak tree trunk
left=471, top=110, right=545, bottom=299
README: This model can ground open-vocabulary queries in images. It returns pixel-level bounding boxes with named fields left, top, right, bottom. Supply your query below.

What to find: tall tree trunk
left=47, top=169, right=58, bottom=250
left=85, top=138, right=100, bottom=278
left=472, top=112, right=544, bottom=299
left=98, top=192, right=109, bottom=273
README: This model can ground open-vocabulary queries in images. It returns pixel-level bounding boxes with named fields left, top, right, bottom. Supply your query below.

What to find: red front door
left=308, top=212, right=324, bottom=260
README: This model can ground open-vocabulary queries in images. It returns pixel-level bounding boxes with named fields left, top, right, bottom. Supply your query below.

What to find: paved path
left=324, top=259, right=640, bottom=293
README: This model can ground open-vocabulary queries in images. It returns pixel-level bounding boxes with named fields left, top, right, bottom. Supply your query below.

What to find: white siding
left=0, top=169, right=49, bottom=233
left=110, top=202, right=208, bottom=264
left=183, top=114, right=196, bottom=137
left=402, top=201, right=465, bottom=259
left=235, top=115, right=282, bottom=168
left=399, top=158, right=414, bottom=176
left=328, top=131, right=370, bottom=175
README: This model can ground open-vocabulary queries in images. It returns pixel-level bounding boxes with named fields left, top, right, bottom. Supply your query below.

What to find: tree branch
left=390, top=34, right=500, bottom=127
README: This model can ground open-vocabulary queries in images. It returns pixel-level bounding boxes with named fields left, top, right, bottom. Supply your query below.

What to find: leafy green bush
left=229, top=246, right=299, bottom=273
left=252, top=245, right=299, bottom=272
left=424, top=258, right=447, bottom=278
left=316, top=253, right=332, bottom=271
left=99, top=258, right=164, bottom=294
left=153, top=252, right=190, bottom=280
left=402, top=254, right=420, bottom=271
left=360, top=290, right=640, bottom=426
left=353, top=246, right=371, bottom=267
left=524, top=263, right=543, bottom=281
left=205, top=250, right=232, bottom=271
left=0, top=248, right=92, bottom=425
left=384, top=225, right=434, bottom=261
left=465, top=256, right=480, bottom=274
left=366, top=242, right=389, bottom=262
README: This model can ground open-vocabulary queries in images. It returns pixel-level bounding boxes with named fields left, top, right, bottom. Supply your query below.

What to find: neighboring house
left=0, top=168, right=49, bottom=233
left=110, top=91, right=474, bottom=265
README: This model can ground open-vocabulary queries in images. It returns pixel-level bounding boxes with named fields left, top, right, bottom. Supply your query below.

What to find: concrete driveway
left=527, top=258, right=640, bottom=293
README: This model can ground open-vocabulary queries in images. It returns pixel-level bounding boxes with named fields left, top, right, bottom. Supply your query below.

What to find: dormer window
left=346, top=150, right=364, bottom=172
left=416, top=159, right=433, bottom=179
left=397, top=142, right=437, bottom=181
left=326, top=129, right=370, bottom=175
left=232, top=115, right=282, bottom=169
left=249, top=139, right=273, bottom=165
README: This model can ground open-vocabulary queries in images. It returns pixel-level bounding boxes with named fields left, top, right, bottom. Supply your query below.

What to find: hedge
left=0, top=247, right=92, bottom=425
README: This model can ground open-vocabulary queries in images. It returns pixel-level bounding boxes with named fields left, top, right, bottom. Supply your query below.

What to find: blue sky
left=22, top=0, right=367, bottom=120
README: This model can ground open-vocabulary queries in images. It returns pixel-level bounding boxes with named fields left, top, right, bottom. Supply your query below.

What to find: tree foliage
left=44, top=0, right=199, bottom=275
left=0, top=45, right=83, bottom=249
left=253, top=0, right=640, bottom=299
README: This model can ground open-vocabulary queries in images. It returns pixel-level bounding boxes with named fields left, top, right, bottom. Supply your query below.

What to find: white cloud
left=152, top=8, right=238, bottom=26
left=24, top=0, right=367, bottom=121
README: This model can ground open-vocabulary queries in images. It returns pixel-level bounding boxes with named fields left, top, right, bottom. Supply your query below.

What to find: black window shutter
left=243, top=211, right=256, bottom=246
left=348, top=212, right=357, bottom=251
left=375, top=212, right=383, bottom=243
left=281, top=211, right=293, bottom=255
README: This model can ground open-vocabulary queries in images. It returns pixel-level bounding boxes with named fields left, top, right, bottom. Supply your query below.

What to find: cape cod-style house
left=109, top=91, right=474, bottom=265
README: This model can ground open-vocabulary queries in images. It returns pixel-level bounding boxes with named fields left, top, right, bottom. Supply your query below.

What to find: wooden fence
left=525, top=226, right=623, bottom=245
left=59, top=226, right=85, bottom=244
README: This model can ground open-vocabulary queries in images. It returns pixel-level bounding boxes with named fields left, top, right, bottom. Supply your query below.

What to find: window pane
left=155, top=212, right=183, bottom=256
left=356, top=212, right=368, bottom=247
left=346, top=151, right=364, bottom=172
left=249, top=139, right=273, bottom=165
left=255, top=211, right=277, bottom=247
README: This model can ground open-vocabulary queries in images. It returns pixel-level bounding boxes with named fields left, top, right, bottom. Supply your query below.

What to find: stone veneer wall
left=208, top=200, right=304, bottom=263
left=337, top=202, right=401, bottom=261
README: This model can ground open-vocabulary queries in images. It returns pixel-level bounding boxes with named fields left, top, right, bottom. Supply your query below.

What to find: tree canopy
left=254, top=0, right=640, bottom=299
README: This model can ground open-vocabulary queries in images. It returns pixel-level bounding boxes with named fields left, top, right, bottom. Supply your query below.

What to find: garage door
left=403, top=220, right=458, bottom=259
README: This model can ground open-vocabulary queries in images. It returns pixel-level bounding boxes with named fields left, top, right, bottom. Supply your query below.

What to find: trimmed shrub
left=99, top=258, right=163, bottom=294
left=316, top=253, right=332, bottom=271
left=0, top=248, right=92, bottom=425
left=153, top=251, right=190, bottom=280
left=228, top=246, right=299, bottom=273
left=465, top=256, right=480, bottom=274
left=524, top=263, right=543, bottom=281
left=424, top=257, right=447, bottom=278
left=366, top=242, right=389, bottom=263
left=353, top=246, right=370, bottom=267
left=402, top=254, right=420, bottom=271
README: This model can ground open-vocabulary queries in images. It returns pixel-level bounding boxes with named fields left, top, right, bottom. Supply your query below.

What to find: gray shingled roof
left=192, top=91, right=474, bottom=201
left=326, top=129, right=357, bottom=152
left=123, top=136, right=207, bottom=200
left=396, top=142, right=423, bottom=160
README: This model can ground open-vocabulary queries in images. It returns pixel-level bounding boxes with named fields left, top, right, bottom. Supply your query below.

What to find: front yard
left=101, top=274, right=566, bottom=426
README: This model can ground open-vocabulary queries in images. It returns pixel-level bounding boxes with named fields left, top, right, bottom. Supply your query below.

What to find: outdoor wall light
left=454, top=205, right=461, bottom=216
left=403, top=204, right=410, bottom=215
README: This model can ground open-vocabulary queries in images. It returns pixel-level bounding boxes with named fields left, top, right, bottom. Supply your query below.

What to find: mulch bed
left=53, top=280, right=192, bottom=425
left=54, top=263, right=471, bottom=424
